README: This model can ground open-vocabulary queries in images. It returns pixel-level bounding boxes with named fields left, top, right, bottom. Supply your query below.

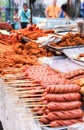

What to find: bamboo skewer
left=3, top=74, right=25, bottom=78
left=20, top=98, right=40, bottom=101
left=4, top=86, right=42, bottom=90
left=11, top=94, right=42, bottom=97
left=23, top=104, right=46, bottom=107
left=5, top=80, right=38, bottom=84
left=5, top=81, right=32, bottom=84
left=3, top=67, right=21, bottom=70
left=3, top=86, right=43, bottom=92
left=3, top=76, right=25, bottom=80
left=7, top=89, right=44, bottom=94
left=5, top=83, right=40, bottom=87
left=22, top=115, right=46, bottom=119
left=20, top=96, right=41, bottom=99
left=19, top=98, right=41, bottom=102
left=5, top=79, right=39, bottom=83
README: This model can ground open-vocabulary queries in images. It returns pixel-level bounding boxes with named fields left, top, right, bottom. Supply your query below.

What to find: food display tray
left=63, top=47, right=84, bottom=67
left=42, top=126, right=67, bottom=130
left=22, top=36, right=36, bottom=42
left=48, top=44, right=84, bottom=51
left=38, top=56, right=84, bottom=73
left=35, top=120, right=67, bottom=130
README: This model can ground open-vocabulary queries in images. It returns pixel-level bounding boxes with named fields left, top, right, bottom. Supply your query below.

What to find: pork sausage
left=47, top=109, right=83, bottom=121
left=50, top=118, right=83, bottom=127
left=44, top=93, right=81, bottom=102
left=46, top=84, right=80, bottom=94
left=47, top=101, right=81, bottom=111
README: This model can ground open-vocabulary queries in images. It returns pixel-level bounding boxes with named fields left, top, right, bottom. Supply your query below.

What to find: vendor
left=45, top=0, right=62, bottom=18
left=19, top=3, right=30, bottom=29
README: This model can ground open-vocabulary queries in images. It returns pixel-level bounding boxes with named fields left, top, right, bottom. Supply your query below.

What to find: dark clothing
left=0, top=121, right=3, bottom=130
left=21, top=22, right=28, bottom=28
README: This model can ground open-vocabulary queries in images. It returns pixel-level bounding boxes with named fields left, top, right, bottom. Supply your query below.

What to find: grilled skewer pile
left=2, top=66, right=84, bottom=128
left=64, top=69, right=84, bottom=100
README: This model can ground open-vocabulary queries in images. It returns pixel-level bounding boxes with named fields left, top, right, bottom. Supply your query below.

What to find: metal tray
left=35, top=120, right=67, bottom=130
left=22, top=36, right=36, bottom=42
left=48, top=44, right=84, bottom=51
left=42, top=126, right=67, bottom=130
left=63, top=47, right=84, bottom=67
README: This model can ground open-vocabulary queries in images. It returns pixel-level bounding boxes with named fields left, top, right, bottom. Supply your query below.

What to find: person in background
left=19, top=3, right=30, bottom=29
left=45, top=0, right=62, bottom=18
left=60, top=3, right=69, bottom=18
left=13, top=8, right=20, bottom=29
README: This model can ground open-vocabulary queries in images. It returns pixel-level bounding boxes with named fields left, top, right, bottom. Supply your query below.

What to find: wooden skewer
left=3, top=86, right=43, bottom=91
left=6, top=83, right=40, bottom=87
left=5, top=89, right=44, bottom=94
left=4, top=73, right=22, bottom=76
left=22, top=115, right=46, bottom=119
left=11, top=86, right=42, bottom=90
left=19, top=98, right=40, bottom=102
left=20, top=103, right=43, bottom=107
left=3, top=67, right=21, bottom=70
left=20, top=96, right=41, bottom=99
left=5, top=79, right=37, bottom=84
left=11, top=94, right=42, bottom=97
left=5, top=80, right=30, bottom=84
left=5, top=79, right=39, bottom=84
left=6, top=82, right=40, bottom=86
left=9, top=89, right=44, bottom=94
left=4, top=76, right=25, bottom=80
left=4, top=86, right=42, bottom=90
left=23, top=104, right=46, bottom=107
left=3, top=70, right=21, bottom=73
left=4, top=74, right=24, bottom=78
left=20, top=97, right=40, bottom=101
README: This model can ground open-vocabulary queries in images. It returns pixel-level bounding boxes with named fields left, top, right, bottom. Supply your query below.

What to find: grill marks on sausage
left=46, top=85, right=80, bottom=94
left=24, top=66, right=83, bottom=127
left=50, top=118, right=83, bottom=127
left=47, top=109, right=83, bottom=121
left=47, top=101, right=81, bottom=111
left=64, top=69, right=84, bottom=80
left=44, top=93, right=81, bottom=102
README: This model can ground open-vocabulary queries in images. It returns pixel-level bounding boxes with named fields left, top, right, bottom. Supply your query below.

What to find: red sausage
left=44, top=93, right=81, bottom=102
left=46, top=84, right=80, bottom=94
left=50, top=118, right=83, bottom=127
left=47, top=109, right=83, bottom=121
left=47, top=101, right=81, bottom=111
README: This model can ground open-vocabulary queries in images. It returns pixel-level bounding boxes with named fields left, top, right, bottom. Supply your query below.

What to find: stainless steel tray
left=38, top=56, right=84, bottom=73
left=63, top=47, right=84, bottom=67
left=22, top=36, right=36, bottom=42
left=48, top=44, right=84, bottom=51
left=35, top=120, right=67, bottom=130
left=42, top=126, right=67, bottom=130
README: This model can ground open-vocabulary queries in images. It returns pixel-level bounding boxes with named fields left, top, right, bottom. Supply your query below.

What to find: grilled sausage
left=65, top=69, right=84, bottom=79
left=46, top=84, right=80, bottom=94
left=47, top=109, right=83, bottom=121
left=44, top=93, right=81, bottom=102
left=50, top=118, right=83, bottom=127
left=47, top=101, right=81, bottom=111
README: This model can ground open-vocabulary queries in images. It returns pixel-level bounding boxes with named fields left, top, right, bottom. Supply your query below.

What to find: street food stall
left=0, top=0, right=84, bottom=130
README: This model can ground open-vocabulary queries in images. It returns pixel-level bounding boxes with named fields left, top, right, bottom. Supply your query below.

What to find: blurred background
left=0, top=0, right=84, bottom=22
